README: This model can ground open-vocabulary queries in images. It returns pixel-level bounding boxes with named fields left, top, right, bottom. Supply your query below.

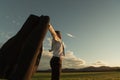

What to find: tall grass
left=32, top=71, right=120, bottom=80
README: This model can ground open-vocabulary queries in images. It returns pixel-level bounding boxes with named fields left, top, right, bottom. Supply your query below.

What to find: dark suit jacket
left=0, top=15, right=49, bottom=80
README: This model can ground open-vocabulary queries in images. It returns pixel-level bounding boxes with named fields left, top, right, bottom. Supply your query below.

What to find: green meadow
left=32, top=71, right=120, bottom=80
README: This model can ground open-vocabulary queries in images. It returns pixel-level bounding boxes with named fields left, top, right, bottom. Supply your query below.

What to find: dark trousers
left=50, top=56, right=62, bottom=80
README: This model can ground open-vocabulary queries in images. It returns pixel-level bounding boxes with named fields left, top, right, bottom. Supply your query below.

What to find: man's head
left=55, top=31, right=62, bottom=39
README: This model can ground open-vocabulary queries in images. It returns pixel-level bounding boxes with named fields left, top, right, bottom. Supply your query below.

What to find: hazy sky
left=0, top=0, right=120, bottom=69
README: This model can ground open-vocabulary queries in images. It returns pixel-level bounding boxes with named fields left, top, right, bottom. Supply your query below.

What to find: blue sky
left=0, top=0, right=120, bottom=69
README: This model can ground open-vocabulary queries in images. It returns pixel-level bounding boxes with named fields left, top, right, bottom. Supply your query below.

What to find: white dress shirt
left=51, top=39, right=64, bottom=57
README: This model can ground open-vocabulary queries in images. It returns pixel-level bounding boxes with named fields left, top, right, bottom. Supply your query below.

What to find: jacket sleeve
left=48, top=24, right=60, bottom=41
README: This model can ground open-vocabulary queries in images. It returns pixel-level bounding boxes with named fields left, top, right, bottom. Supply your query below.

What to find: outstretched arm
left=48, top=24, right=59, bottom=41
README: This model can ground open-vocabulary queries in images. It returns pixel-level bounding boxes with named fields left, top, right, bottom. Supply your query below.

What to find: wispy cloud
left=66, top=33, right=75, bottom=38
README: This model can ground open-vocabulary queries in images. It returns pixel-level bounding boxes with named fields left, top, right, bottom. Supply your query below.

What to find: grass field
left=32, top=71, right=120, bottom=80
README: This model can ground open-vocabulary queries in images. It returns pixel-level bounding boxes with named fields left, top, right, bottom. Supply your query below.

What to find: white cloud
left=38, top=50, right=109, bottom=70
left=92, top=60, right=107, bottom=67
left=38, top=50, right=85, bottom=70
left=63, top=51, right=85, bottom=69
left=66, top=33, right=75, bottom=38
left=38, top=50, right=52, bottom=70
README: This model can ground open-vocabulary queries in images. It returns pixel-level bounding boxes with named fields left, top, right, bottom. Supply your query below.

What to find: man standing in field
left=48, top=24, right=65, bottom=80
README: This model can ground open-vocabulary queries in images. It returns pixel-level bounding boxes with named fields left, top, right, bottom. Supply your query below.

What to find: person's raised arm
left=48, top=24, right=60, bottom=41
